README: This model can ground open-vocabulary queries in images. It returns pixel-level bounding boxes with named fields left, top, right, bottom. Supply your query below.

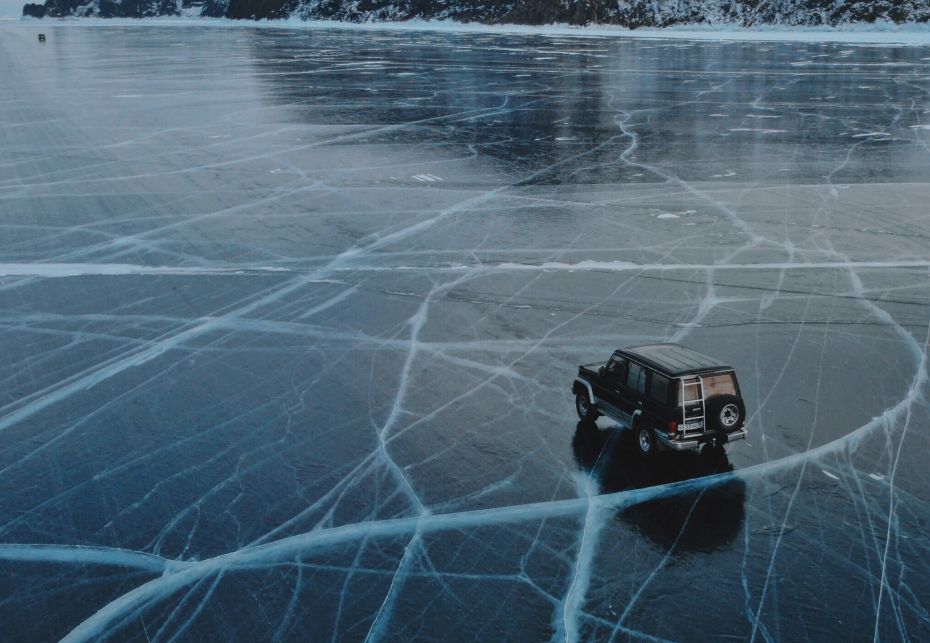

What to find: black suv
left=572, top=344, right=747, bottom=458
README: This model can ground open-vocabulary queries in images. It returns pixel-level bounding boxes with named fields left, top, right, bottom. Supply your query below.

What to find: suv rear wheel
left=635, top=423, right=657, bottom=459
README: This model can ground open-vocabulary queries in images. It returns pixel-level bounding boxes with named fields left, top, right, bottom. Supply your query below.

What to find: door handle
left=637, top=400, right=643, bottom=406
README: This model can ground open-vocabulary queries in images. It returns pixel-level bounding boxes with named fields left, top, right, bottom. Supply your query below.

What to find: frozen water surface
left=2, top=22, right=930, bottom=642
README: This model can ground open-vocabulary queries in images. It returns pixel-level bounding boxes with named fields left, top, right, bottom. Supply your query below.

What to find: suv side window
left=627, top=363, right=646, bottom=394
left=606, top=356, right=628, bottom=379
left=648, top=372, right=669, bottom=404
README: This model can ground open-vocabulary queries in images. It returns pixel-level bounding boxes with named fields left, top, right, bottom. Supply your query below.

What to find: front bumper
left=656, top=427, right=747, bottom=451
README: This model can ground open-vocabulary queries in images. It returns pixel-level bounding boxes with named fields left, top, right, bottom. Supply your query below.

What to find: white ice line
left=0, top=544, right=190, bottom=575
left=2, top=259, right=928, bottom=279
left=556, top=473, right=610, bottom=643
left=0, top=263, right=292, bottom=277
left=489, top=259, right=930, bottom=273
left=339, top=259, right=930, bottom=274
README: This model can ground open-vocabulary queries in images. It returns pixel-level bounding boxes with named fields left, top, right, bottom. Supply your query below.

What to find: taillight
left=667, top=420, right=678, bottom=440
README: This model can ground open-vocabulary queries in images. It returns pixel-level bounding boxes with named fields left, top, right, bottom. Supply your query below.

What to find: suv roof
left=617, top=343, right=732, bottom=377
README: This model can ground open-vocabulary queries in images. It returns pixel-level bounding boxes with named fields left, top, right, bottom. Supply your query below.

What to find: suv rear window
left=680, top=377, right=701, bottom=402
left=703, top=372, right=737, bottom=397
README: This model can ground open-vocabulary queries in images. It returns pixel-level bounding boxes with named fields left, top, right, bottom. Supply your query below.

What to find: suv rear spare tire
left=706, top=395, right=744, bottom=432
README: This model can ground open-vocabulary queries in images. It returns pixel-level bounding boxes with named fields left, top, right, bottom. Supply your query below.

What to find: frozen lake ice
left=2, top=22, right=930, bottom=641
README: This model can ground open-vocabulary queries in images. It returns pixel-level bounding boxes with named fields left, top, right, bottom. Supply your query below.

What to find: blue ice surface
left=1, top=21, right=929, bottom=641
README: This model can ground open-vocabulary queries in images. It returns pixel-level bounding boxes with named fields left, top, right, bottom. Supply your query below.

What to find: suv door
left=619, top=362, right=647, bottom=416
left=594, top=354, right=627, bottom=412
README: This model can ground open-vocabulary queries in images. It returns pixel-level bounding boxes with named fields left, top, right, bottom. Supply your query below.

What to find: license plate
left=685, top=420, right=704, bottom=431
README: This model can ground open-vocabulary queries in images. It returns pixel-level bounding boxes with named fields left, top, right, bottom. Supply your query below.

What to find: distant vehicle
left=38, top=34, right=46, bottom=42
left=572, top=344, right=747, bottom=458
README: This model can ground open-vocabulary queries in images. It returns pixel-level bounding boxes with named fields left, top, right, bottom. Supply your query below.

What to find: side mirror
left=598, top=366, right=605, bottom=376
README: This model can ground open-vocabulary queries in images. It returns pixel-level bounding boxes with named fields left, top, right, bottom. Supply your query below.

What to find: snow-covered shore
left=11, top=15, right=930, bottom=45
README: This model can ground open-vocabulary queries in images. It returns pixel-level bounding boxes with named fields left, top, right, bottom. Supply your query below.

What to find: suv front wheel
left=575, top=393, right=599, bottom=423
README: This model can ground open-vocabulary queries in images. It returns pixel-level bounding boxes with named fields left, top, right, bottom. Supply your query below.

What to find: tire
left=635, top=422, right=657, bottom=459
left=706, top=395, right=744, bottom=432
left=575, top=392, right=599, bottom=423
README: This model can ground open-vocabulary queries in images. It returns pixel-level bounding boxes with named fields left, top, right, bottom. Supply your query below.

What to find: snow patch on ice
left=728, top=128, right=788, bottom=134
left=0, top=263, right=289, bottom=277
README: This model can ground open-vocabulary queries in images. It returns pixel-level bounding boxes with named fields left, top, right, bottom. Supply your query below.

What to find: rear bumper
left=656, top=427, right=747, bottom=451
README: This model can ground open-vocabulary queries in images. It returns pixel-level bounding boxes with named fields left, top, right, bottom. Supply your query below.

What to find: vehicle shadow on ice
left=571, top=422, right=746, bottom=553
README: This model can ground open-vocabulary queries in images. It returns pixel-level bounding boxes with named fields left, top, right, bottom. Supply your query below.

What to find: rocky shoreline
left=21, top=0, right=930, bottom=29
